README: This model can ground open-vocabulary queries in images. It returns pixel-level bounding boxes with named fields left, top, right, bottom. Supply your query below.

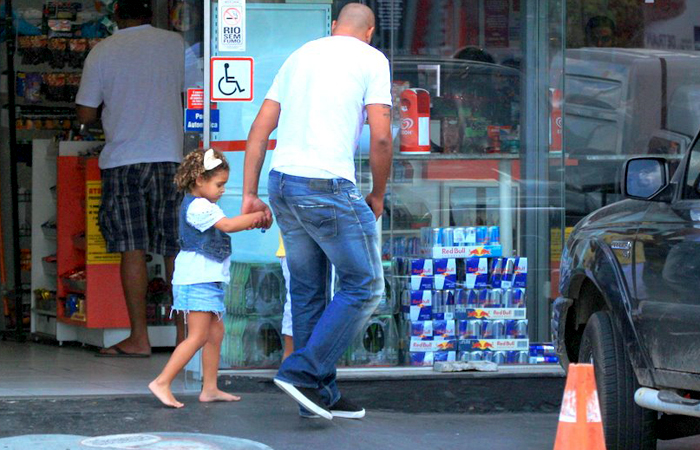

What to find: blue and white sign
left=184, top=109, right=220, bottom=132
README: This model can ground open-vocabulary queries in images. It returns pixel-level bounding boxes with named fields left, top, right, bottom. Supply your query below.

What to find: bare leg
left=283, top=334, right=294, bottom=361
left=101, top=250, right=150, bottom=355
left=164, top=256, right=185, bottom=345
left=149, top=312, right=211, bottom=408
left=200, top=317, right=240, bottom=402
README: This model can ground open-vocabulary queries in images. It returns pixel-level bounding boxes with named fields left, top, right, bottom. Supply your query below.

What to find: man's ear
left=365, top=26, right=375, bottom=44
left=331, top=20, right=337, bottom=34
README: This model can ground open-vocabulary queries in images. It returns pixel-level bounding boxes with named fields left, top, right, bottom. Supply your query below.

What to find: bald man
left=242, top=3, right=392, bottom=420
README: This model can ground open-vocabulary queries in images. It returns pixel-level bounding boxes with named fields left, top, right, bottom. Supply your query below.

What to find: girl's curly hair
left=174, top=149, right=230, bottom=192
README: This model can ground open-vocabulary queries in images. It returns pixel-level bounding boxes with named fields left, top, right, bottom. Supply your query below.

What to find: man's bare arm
left=76, top=104, right=100, bottom=126
left=365, top=103, right=393, bottom=218
left=242, top=99, right=281, bottom=227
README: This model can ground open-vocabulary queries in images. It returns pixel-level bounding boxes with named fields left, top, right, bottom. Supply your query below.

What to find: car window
left=683, top=137, right=700, bottom=200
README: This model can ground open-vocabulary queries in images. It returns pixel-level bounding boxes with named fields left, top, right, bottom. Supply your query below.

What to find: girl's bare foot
left=148, top=379, right=184, bottom=408
left=199, top=389, right=241, bottom=402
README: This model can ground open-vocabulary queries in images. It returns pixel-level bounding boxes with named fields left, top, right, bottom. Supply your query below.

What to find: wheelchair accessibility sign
left=210, top=57, right=253, bottom=102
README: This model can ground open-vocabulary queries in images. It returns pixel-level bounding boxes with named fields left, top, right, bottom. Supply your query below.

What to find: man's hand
left=365, top=192, right=384, bottom=219
left=241, top=194, right=273, bottom=229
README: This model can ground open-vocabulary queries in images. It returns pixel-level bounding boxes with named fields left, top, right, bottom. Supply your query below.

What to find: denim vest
left=178, top=194, right=232, bottom=263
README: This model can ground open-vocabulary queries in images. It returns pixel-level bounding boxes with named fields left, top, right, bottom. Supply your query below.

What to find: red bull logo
left=436, top=341, right=454, bottom=350
left=472, top=340, right=495, bottom=350
left=467, top=310, right=490, bottom=319
left=469, top=247, right=491, bottom=257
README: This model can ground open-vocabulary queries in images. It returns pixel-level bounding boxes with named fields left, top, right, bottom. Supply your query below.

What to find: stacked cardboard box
left=397, top=256, right=530, bottom=366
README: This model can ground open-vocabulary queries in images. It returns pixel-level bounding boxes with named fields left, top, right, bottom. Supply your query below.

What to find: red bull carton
left=489, top=258, right=504, bottom=288
left=458, top=319, right=483, bottom=340
left=409, top=338, right=436, bottom=352
left=433, top=338, right=457, bottom=351
left=434, top=351, right=457, bottom=362
left=507, top=350, right=530, bottom=364
left=410, top=258, right=434, bottom=290
left=453, top=227, right=466, bottom=246
left=506, top=319, right=529, bottom=339
left=410, top=320, right=433, bottom=340
left=501, top=258, right=516, bottom=288
left=409, top=337, right=456, bottom=352
left=465, top=257, right=489, bottom=289
left=476, top=226, right=488, bottom=245
left=503, top=288, right=526, bottom=308
left=493, top=350, right=507, bottom=365
left=483, top=320, right=506, bottom=339
left=409, top=351, right=434, bottom=367
left=407, top=290, right=432, bottom=321
left=433, top=319, right=456, bottom=339
left=513, top=257, right=528, bottom=288
left=464, top=227, right=477, bottom=245
left=434, top=258, right=457, bottom=290
left=461, top=338, right=530, bottom=352
left=501, top=257, right=527, bottom=289
left=485, top=289, right=504, bottom=308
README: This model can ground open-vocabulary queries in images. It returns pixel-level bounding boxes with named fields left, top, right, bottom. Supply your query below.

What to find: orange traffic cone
left=553, top=363, right=606, bottom=450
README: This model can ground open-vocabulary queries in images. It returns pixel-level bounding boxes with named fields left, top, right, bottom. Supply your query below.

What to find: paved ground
left=1, top=394, right=700, bottom=449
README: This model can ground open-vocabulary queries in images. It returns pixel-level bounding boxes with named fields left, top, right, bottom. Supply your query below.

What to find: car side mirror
left=623, top=157, right=669, bottom=200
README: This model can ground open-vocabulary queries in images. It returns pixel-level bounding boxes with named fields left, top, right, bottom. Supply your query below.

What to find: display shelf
left=382, top=229, right=422, bottom=234
left=358, top=153, right=520, bottom=161
left=31, top=139, right=60, bottom=338
left=57, top=316, right=87, bottom=327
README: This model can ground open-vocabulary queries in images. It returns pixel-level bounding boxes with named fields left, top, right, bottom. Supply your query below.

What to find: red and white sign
left=221, top=7, right=242, bottom=26
left=187, top=88, right=204, bottom=109
left=210, top=57, right=253, bottom=102
left=218, top=0, right=246, bottom=52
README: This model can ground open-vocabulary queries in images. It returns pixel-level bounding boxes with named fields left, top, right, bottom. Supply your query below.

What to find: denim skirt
left=172, top=282, right=226, bottom=319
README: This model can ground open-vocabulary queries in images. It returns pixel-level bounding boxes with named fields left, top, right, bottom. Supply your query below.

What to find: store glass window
left=357, top=0, right=565, bottom=367
left=193, top=0, right=565, bottom=373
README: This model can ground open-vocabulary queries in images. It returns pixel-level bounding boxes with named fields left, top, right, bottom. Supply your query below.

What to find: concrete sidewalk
left=1, top=394, right=700, bottom=449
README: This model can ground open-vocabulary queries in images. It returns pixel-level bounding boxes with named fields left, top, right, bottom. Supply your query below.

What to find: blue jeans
left=269, top=170, right=383, bottom=405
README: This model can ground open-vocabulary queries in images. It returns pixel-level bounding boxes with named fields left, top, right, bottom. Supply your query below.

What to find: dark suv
left=553, top=129, right=700, bottom=449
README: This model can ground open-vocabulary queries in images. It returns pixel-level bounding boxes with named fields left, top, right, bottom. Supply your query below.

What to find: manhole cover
left=0, top=432, right=273, bottom=449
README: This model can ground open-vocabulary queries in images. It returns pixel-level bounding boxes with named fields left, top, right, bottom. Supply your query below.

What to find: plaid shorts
left=98, top=162, right=182, bottom=256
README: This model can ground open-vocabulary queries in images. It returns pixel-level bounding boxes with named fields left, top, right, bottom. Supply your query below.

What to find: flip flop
left=95, top=346, right=150, bottom=358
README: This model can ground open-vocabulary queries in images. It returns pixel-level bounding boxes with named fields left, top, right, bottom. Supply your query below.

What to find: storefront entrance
left=1, top=0, right=565, bottom=376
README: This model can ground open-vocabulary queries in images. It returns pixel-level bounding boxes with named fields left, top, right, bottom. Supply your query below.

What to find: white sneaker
left=273, top=379, right=333, bottom=421
left=329, top=397, right=366, bottom=419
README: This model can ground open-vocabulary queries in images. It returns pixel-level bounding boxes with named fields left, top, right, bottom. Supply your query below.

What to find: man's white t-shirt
left=75, top=25, right=185, bottom=169
left=172, top=198, right=231, bottom=285
left=265, top=35, right=392, bottom=183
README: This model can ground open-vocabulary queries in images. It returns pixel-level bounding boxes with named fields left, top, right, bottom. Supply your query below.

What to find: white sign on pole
left=210, top=57, right=254, bottom=102
left=218, top=0, right=246, bottom=52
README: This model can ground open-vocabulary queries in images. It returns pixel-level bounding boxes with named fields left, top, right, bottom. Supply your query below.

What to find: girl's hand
left=247, top=211, right=266, bottom=230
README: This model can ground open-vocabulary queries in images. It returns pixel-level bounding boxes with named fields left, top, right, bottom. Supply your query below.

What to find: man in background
left=76, top=0, right=185, bottom=356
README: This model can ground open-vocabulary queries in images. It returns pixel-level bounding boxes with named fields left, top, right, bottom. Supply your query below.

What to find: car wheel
left=578, top=311, right=657, bottom=450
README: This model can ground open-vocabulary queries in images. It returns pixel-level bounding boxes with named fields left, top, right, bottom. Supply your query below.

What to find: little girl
left=149, top=149, right=265, bottom=408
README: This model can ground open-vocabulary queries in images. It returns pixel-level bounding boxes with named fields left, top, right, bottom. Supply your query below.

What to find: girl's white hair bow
left=203, top=149, right=223, bottom=171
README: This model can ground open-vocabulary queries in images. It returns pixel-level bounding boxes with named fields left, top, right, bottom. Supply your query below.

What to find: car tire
left=578, top=311, right=657, bottom=450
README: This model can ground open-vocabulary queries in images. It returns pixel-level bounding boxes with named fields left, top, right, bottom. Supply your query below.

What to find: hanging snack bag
left=68, top=38, right=88, bottom=68
left=66, top=73, right=82, bottom=102
left=19, top=35, right=49, bottom=65
left=48, top=38, right=68, bottom=69
left=44, top=73, right=67, bottom=102
left=24, top=72, right=44, bottom=103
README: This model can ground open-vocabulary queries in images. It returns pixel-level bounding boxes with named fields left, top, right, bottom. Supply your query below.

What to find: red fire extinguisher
left=400, top=88, right=431, bottom=154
